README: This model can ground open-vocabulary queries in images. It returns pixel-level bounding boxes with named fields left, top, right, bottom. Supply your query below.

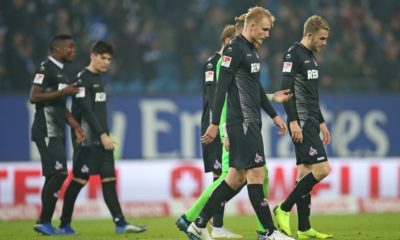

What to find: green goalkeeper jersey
left=215, top=57, right=228, bottom=140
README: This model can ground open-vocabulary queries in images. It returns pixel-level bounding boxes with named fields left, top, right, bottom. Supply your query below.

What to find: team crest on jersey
left=251, top=63, right=260, bottom=73
left=282, top=62, right=293, bottom=72
left=213, top=160, right=222, bottom=170
left=54, top=161, right=63, bottom=170
left=95, top=92, right=106, bottom=102
left=309, top=147, right=317, bottom=156
left=255, top=153, right=263, bottom=163
left=33, top=74, right=45, bottom=84
left=81, top=164, right=89, bottom=173
left=76, top=87, right=86, bottom=98
left=221, top=56, right=232, bottom=67
left=205, top=71, right=214, bottom=82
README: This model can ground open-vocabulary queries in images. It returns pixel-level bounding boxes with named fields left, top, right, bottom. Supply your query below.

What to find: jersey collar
left=48, top=56, right=64, bottom=69
left=238, top=35, right=256, bottom=49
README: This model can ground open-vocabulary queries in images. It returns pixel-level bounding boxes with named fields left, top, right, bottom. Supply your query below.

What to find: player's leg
left=33, top=138, right=68, bottom=236
left=210, top=145, right=242, bottom=239
left=275, top=122, right=330, bottom=236
left=188, top=168, right=245, bottom=240
left=59, top=146, right=90, bottom=235
left=256, top=165, right=269, bottom=236
left=99, top=147, right=146, bottom=234
left=295, top=165, right=332, bottom=239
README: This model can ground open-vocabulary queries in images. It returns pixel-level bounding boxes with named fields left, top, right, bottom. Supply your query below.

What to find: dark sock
left=102, top=180, right=126, bottom=226
left=297, top=193, right=311, bottom=231
left=212, top=176, right=224, bottom=228
left=195, top=180, right=235, bottom=228
left=281, top=172, right=318, bottom=212
left=182, top=214, right=191, bottom=225
left=38, top=174, right=67, bottom=223
left=247, top=184, right=275, bottom=235
left=60, top=180, right=85, bottom=227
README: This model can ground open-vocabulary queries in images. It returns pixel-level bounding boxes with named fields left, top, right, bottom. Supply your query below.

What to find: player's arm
left=66, top=109, right=85, bottom=144
left=318, top=105, right=331, bottom=144
left=260, top=82, right=287, bottom=135
left=203, top=69, right=216, bottom=124
left=281, top=51, right=303, bottom=142
left=75, top=81, right=106, bottom=137
left=29, top=84, right=79, bottom=103
left=266, top=89, right=293, bottom=103
left=202, top=46, right=241, bottom=144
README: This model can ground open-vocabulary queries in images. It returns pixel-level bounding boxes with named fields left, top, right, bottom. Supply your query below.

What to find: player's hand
left=61, top=84, right=79, bottom=96
left=201, top=124, right=219, bottom=144
left=224, top=137, right=230, bottom=151
left=273, top=116, right=287, bottom=135
left=271, top=89, right=293, bottom=103
left=74, top=127, right=85, bottom=144
left=101, top=133, right=116, bottom=150
left=290, top=121, right=303, bottom=143
left=320, top=122, right=331, bottom=145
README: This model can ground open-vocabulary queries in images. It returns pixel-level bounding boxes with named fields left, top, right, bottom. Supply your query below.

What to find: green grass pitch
left=1, top=213, right=399, bottom=239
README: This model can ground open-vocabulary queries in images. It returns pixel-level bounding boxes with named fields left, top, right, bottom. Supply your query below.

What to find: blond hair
left=220, top=24, right=236, bottom=44
left=245, top=6, right=276, bottom=27
left=303, top=15, right=330, bottom=36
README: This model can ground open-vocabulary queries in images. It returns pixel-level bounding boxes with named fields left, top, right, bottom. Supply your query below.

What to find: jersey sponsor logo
left=221, top=55, right=232, bottom=67
left=95, top=92, right=106, bottom=102
left=205, top=71, right=214, bottom=82
left=307, top=69, right=319, bottom=79
left=255, top=153, right=263, bottom=163
left=33, top=74, right=44, bottom=84
left=309, top=147, right=318, bottom=156
left=251, top=63, right=260, bottom=73
left=76, top=87, right=86, bottom=98
left=58, top=83, right=68, bottom=90
left=282, top=62, right=293, bottom=72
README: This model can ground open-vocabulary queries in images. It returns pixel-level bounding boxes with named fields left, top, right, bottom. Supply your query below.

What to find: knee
left=73, top=177, right=88, bottom=185
left=101, top=177, right=116, bottom=183
left=313, top=165, right=330, bottom=180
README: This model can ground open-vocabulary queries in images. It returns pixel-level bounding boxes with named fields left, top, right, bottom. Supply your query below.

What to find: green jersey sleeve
left=216, top=58, right=228, bottom=139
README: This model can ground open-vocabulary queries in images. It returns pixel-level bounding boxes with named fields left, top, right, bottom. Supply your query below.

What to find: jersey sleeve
left=203, top=58, right=217, bottom=121
left=281, top=49, right=299, bottom=122
left=74, top=75, right=106, bottom=136
left=212, top=43, right=243, bottom=125
left=215, top=58, right=228, bottom=138
left=32, top=64, right=49, bottom=88
left=260, top=81, right=277, bottom=119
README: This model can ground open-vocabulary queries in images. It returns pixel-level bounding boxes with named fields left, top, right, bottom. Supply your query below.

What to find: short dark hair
left=49, top=34, right=73, bottom=53
left=91, top=41, right=114, bottom=56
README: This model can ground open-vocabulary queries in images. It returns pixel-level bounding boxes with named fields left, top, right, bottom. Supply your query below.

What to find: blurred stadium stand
left=0, top=0, right=398, bottom=94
